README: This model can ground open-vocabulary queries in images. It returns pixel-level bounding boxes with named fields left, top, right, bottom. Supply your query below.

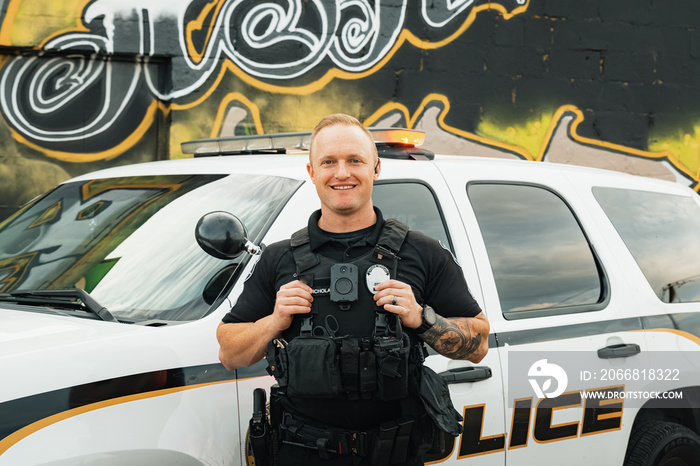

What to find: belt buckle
left=350, top=432, right=368, bottom=456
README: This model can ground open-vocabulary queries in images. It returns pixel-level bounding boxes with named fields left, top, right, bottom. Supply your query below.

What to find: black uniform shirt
left=222, top=208, right=482, bottom=428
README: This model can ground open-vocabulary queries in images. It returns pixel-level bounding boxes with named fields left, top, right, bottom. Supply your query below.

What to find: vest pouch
left=286, top=336, right=342, bottom=399
left=265, top=339, right=289, bottom=389
left=418, top=365, right=464, bottom=437
left=340, top=338, right=362, bottom=400
left=373, top=334, right=411, bottom=401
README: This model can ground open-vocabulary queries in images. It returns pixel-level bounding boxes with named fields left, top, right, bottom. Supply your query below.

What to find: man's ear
left=307, top=162, right=315, bottom=183
left=373, top=159, right=381, bottom=180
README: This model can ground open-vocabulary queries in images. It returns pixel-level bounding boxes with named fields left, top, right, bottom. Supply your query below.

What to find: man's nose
left=335, top=161, right=350, bottom=178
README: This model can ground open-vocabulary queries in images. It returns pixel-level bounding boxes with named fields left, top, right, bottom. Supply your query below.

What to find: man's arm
left=374, top=279, right=490, bottom=363
left=217, top=280, right=313, bottom=370
left=216, top=319, right=278, bottom=370
left=417, top=312, right=489, bottom=363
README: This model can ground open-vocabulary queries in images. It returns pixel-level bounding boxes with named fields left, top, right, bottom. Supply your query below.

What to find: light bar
left=369, top=128, right=425, bottom=146
left=181, top=128, right=426, bottom=156
left=181, top=131, right=312, bottom=156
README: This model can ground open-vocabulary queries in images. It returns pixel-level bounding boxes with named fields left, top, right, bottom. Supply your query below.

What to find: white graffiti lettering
left=0, top=0, right=524, bottom=150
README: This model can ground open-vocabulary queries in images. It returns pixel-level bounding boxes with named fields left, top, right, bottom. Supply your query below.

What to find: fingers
left=373, top=280, right=422, bottom=329
left=373, top=278, right=403, bottom=292
left=276, top=280, right=313, bottom=313
left=373, top=279, right=411, bottom=305
left=276, top=280, right=314, bottom=309
left=279, top=279, right=313, bottom=296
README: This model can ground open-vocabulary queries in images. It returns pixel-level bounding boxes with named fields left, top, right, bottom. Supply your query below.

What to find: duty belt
left=279, top=412, right=414, bottom=465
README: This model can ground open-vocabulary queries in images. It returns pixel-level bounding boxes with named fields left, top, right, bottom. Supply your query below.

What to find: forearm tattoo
left=419, top=315, right=482, bottom=359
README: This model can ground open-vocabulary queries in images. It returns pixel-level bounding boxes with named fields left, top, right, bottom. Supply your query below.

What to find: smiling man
left=217, top=114, right=489, bottom=465
left=307, top=117, right=379, bottom=232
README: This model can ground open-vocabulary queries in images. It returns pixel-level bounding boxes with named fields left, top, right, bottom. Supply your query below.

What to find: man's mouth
left=331, top=185, right=355, bottom=190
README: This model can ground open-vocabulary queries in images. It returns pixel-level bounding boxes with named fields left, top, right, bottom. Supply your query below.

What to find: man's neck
left=317, top=206, right=377, bottom=233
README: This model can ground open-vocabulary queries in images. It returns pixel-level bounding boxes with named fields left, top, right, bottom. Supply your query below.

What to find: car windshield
left=0, top=173, right=300, bottom=322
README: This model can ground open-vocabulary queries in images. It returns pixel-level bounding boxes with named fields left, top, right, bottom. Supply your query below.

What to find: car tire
left=624, top=421, right=700, bottom=466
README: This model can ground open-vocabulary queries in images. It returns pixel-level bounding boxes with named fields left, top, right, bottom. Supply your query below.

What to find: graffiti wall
left=0, top=0, right=699, bottom=220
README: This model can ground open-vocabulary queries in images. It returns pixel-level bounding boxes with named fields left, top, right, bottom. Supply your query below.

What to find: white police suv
left=1, top=129, right=700, bottom=466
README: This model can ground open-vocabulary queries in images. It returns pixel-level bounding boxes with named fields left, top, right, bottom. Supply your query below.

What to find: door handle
left=439, top=366, right=492, bottom=384
left=597, top=343, right=641, bottom=359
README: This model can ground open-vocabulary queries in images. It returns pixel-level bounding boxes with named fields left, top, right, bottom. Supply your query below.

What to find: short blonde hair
left=309, top=113, right=378, bottom=161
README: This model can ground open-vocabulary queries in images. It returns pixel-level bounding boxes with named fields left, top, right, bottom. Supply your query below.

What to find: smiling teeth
left=333, top=186, right=354, bottom=190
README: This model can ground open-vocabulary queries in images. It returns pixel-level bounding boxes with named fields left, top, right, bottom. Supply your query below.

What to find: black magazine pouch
left=286, top=336, right=342, bottom=398
left=373, top=333, right=411, bottom=401
left=340, top=338, right=360, bottom=400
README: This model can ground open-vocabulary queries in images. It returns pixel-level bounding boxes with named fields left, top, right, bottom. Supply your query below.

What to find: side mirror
left=195, top=211, right=261, bottom=260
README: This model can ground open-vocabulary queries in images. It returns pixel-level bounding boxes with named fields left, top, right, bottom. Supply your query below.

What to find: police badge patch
left=366, top=264, right=391, bottom=294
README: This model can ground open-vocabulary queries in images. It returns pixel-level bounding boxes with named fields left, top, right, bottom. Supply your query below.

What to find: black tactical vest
left=266, top=219, right=424, bottom=401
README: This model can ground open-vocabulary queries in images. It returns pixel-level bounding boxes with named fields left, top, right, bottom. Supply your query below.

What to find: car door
left=372, top=174, right=506, bottom=466
left=440, top=164, right=650, bottom=465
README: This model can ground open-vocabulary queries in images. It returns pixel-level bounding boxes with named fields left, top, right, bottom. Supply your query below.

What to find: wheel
left=624, top=421, right=700, bottom=466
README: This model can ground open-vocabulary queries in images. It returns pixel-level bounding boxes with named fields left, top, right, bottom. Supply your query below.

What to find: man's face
left=307, top=124, right=380, bottom=218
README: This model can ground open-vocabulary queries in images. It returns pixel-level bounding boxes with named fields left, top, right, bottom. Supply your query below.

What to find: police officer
left=217, top=114, right=490, bottom=465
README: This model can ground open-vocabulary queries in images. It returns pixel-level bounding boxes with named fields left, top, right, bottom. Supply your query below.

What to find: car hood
left=0, top=307, right=141, bottom=354
left=0, top=306, right=167, bottom=402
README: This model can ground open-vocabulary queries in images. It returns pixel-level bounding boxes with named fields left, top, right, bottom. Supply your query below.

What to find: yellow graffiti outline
left=540, top=105, right=697, bottom=187
left=0, top=202, right=32, bottom=231
left=364, top=94, right=699, bottom=189
left=364, top=93, right=532, bottom=159
left=209, top=92, right=265, bottom=138
left=0, top=252, right=38, bottom=293
left=186, top=0, right=227, bottom=65
left=79, top=179, right=182, bottom=201
left=0, top=0, right=18, bottom=44
left=28, top=201, right=61, bottom=228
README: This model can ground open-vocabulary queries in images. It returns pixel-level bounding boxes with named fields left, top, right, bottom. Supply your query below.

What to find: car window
left=468, top=183, right=606, bottom=319
left=0, top=174, right=301, bottom=323
left=373, top=181, right=451, bottom=250
left=593, top=187, right=700, bottom=303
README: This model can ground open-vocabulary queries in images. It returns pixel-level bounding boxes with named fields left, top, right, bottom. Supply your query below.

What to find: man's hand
left=271, top=280, right=314, bottom=333
left=373, top=279, right=423, bottom=329
left=373, top=279, right=489, bottom=363
left=217, top=280, right=313, bottom=370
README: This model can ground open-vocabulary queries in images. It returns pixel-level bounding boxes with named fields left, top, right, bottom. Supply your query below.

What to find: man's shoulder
left=402, top=229, right=461, bottom=269
left=245, top=238, right=296, bottom=285
left=262, top=238, right=294, bottom=259
left=253, top=238, right=295, bottom=273
left=403, top=229, right=445, bottom=251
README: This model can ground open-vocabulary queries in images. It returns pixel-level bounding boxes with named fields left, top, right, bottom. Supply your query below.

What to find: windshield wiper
left=0, top=288, right=118, bottom=322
